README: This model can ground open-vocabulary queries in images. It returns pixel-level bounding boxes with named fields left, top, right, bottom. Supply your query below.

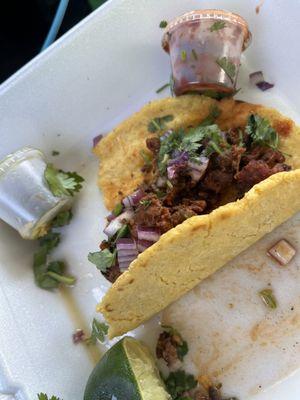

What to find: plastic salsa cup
left=162, top=9, right=251, bottom=96
left=0, top=147, right=70, bottom=239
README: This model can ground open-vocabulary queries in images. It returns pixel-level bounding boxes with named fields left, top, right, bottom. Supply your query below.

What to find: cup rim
left=162, top=9, right=252, bottom=53
left=0, top=147, right=43, bottom=178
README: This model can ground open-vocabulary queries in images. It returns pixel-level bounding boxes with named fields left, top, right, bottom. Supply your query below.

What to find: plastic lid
left=162, top=9, right=252, bottom=52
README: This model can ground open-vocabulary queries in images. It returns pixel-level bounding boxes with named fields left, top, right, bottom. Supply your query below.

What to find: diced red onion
left=137, top=226, right=160, bottom=242
left=249, top=71, right=274, bottom=91
left=93, top=134, right=103, bottom=147
left=256, top=81, right=274, bottom=91
left=167, top=165, right=177, bottom=180
left=116, top=238, right=137, bottom=251
left=119, top=260, right=132, bottom=272
left=268, top=239, right=296, bottom=266
left=137, top=239, right=154, bottom=253
left=167, top=152, right=189, bottom=180
left=103, top=210, right=133, bottom=237
left=156, top=176, right=167, bottom=188
left=160, top=130, right=173, bottom=142
left=122, top=189, right=145, bottom=208
left=188, top=157, right=209, bottom=182
left=117, top=239, right=138, bottom=271
left=249, top=71, right=264, bottom=86
left=106, top=213, right=116, bottom=222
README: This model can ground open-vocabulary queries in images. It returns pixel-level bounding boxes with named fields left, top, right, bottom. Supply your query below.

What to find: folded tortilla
left=94, top=96, right=300, bottom=338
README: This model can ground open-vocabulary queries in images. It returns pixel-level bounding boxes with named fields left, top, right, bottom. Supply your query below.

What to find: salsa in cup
left=162, top=9, right=251, bottom=96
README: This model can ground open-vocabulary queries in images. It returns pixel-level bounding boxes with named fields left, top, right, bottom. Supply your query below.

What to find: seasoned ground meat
left=202, top=170, right=233, bottom=193
left=170, top=199, right=207, bottom=223
left=134, top=194, right=173, bottom=233
left=146, top=137, right=161, bottom=154
left=261, top=148, right=285, bottom=167
left=236, top=159, right=291, bottom=191
left=156, top=330, right=185, bottom=366
left=103, top=263, right=122, bottom=283
left=208, top=386, right=222, bottom=400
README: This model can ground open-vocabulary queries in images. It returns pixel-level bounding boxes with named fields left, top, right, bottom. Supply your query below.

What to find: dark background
left=0, top=0, right=105, bottom=83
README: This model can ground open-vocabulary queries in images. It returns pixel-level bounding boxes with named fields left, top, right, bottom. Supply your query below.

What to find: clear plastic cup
left=162, top=9, right=251, bottom=96
left=0, top=147, right=71, bottom=239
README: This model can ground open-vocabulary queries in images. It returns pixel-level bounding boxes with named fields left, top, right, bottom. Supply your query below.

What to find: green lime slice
left=84, top=337, right=171, bottom=400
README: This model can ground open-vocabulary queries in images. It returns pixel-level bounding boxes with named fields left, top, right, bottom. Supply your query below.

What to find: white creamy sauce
left=162, top=212, right=300, bottom=399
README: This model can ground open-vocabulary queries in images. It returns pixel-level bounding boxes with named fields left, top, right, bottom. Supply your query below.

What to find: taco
left=93, top=95, right=300, bottom=338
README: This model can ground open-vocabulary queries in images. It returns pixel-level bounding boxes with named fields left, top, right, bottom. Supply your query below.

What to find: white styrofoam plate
left=0, top=0, right=300, bottom=399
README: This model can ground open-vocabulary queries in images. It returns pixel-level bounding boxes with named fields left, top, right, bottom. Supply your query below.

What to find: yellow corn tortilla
left=94, top=96, right=300, bottom=210
left=94, top=96, right=300, bottom=338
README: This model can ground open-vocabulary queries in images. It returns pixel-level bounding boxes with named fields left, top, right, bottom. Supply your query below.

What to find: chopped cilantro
left=39, top=231, right=60, bottom=252
left=51, top=150, right=60, bottom=156
left=259, top=288, right=277, bottom=309
left=140, top=149, right=152, bottom=166
left=210, top=20, right=226, bottom=32
left=113, top=224, right=129, bottom=243
left=148, top=115, right=174, bottom=133
left=51, top=210, right=73, bottom=227
left=139, top=199, right=152, bottom=208
left=85, top=318, right=109, bottom=345
left=34, top=230, right=76, bottom=289
left=159, top=20, right=168, bottom=28
left=46, top=262, right=76, bottom=286
left=44, top=164, right=84, bottom=197
left=34, top=232, right=76, bottom=289
left=157, top=124, right=227, bottom=173
left=112, top=203, right=123, bottom=216
left=170, top=74, right=175, bottom=97
left=181, top=50, right=187, bottom=61
left=164, top=370, right=197, bottom=400
left=199, top=105, right=221, bottom=126
left=216, top=57, right=236, bottom=83
left=38, top=394, right=62, bottom=400
left=245, top=114, right=279, bottom=150
left=191, top=48, right=198, bottom=60
left=161, top=325, right=189, bottom=361
left=156, top=82, right=171, bottom=94
left=88, top=249, right=116, bottom=273
left=166, top=179, right=173, bottom=189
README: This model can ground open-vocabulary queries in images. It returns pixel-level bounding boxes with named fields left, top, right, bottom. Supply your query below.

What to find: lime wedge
left=84, top=337, right=171, bottom=400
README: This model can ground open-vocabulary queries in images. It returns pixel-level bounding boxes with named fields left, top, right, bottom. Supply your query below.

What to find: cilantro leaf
left=140, top=149, right=152, bottom=166
left=37, top=394, right=62, bottom=400
left=112, top=203, right=123, bottom=216
left=210, top=20, right=226, bottom=32
left=216, top=57, right=236, bottom=83
left=85, top=318, right=109, bottom=345
left=39, top=231, right=60, bottom=252
left=245, top=114, right=279, bottom=149
left=164, top=370, right=197, bottom=399
left=199, top=105, right=221, bottom=126
left=47, top=261, right=76, bottom=286
left=88, top=249, right=116, bottom=273
left=44, top=164, right=84, bottom=197
left=34, top=231, right=75, bottom=289
left=159, top=20, right=168, bottom=28
left=51, top=210, right=73, bottom=227
left=148, top=115, right=174, bottom=133
left=139, top=199, right=152, bottom=209
left=156, top=83, right=170, bottom=94
left=157, top=124, right=229, bottom=173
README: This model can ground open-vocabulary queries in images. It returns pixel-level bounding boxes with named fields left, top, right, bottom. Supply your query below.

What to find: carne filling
left=98, top=112, right=291, bottom=282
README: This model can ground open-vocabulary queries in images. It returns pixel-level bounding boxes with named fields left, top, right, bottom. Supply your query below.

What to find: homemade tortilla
left=94, top=96, right=300, bottom=338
